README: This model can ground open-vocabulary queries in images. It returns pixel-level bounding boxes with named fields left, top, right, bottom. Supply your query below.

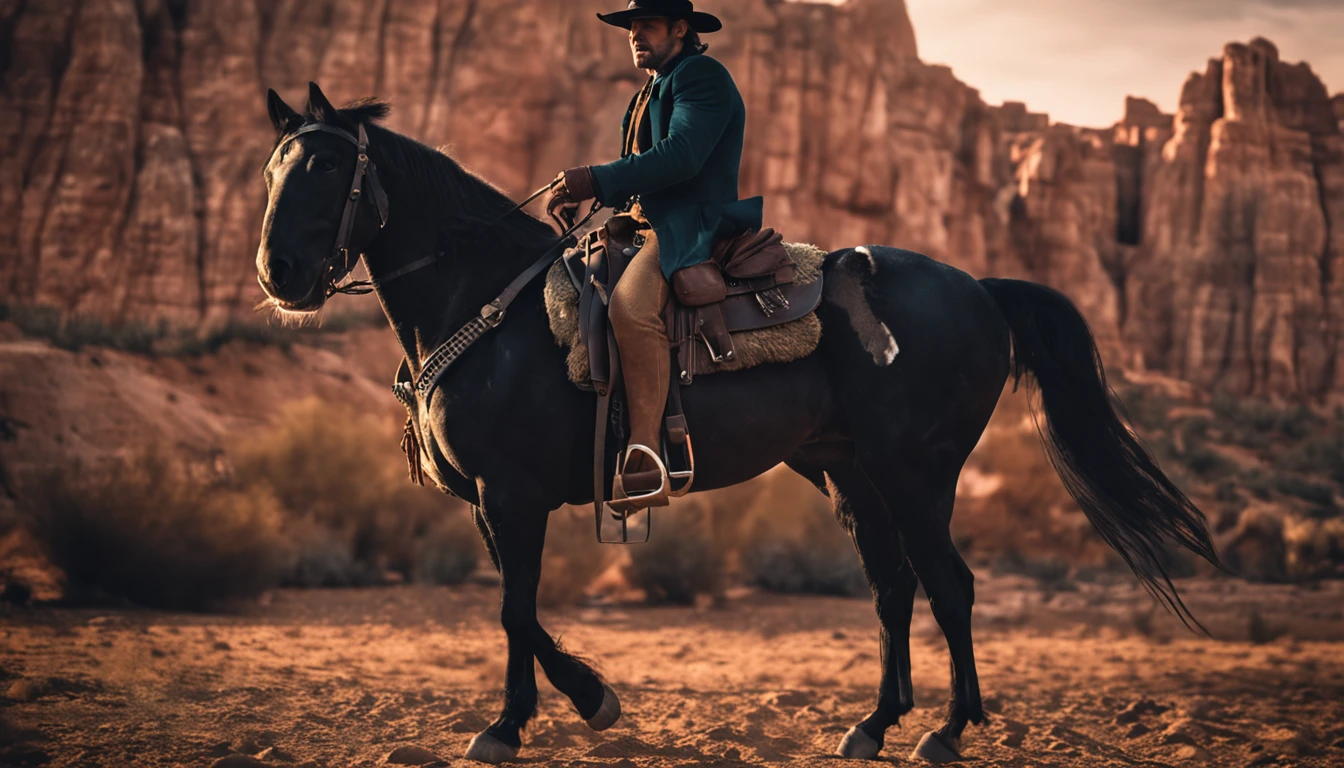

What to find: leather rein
left=272, top=120, right=603, bottom=399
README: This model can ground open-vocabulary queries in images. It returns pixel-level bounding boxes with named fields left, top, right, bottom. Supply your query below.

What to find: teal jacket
left=589, top=51, right=762, bottom=279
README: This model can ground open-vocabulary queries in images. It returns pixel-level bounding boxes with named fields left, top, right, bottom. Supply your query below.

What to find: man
left=548, top=0, right=762, bottom=510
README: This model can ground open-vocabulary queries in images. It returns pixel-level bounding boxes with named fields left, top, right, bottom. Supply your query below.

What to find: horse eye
left=308, top=154, right=338, bottom=173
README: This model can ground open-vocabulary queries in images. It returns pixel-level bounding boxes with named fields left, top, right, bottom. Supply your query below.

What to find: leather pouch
left=671, top=261, right=728, bottom=307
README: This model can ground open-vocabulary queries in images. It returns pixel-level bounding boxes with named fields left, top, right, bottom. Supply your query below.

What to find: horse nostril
left=268, top=256, right=292, bottom=289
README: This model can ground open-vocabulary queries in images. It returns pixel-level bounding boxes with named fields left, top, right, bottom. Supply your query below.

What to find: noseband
left=270, top=121, right=390, bottom=297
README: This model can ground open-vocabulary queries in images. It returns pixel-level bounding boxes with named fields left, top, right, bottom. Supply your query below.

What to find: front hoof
left=910, top=730, right=961, bottom=763
left=464, top=731, right=518, bottom=764
left=836, top=725, right=882, bottom=759
left=585, top=683, right=622, bottom=731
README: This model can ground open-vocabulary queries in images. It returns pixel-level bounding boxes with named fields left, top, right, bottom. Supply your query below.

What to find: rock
left=5, top=679, right=47, bottom=702
left=1125, top=723, right=1151, bottom=738
left=1159, top=718, right=1204, bottom=747
left=257, top=746, right=296, bottom=762
left=209, top=757, right=267, bottom=768
left=385, top=745, right=440, bottom=765
left=760, top=690, right=811, bottom=708
left=1114, top=698, right=1169, bottom=724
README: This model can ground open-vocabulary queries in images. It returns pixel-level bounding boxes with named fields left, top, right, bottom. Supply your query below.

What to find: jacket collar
left=654, top=45, right=697, bottom=81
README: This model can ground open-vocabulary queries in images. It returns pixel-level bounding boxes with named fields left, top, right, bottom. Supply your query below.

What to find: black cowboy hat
left=597, top=0, right=723, bottom=34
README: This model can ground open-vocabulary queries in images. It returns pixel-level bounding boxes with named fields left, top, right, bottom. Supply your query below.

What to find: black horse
left=255, top=83, right=1220, bottom=764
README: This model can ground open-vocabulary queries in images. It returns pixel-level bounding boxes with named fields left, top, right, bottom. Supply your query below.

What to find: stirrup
left=665, top=434, right=695, bottom=498
left=608, top=444, right=670, bottom=515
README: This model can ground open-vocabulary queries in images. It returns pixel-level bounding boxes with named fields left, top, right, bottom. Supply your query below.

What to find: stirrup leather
left=608, top=444, right=669, bottom=515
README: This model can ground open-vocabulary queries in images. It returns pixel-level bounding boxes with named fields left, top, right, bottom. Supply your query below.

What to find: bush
left=18, top=450, right=286, bottom=610
left=416, top=515, right=481, bottom=586
left=232, top=399, right=470, bottom=586
left=622, top=502, right=723, bottom=605
left=538, top=506, right=618, bottom=607
left=740, top=487, right=866, bottom=597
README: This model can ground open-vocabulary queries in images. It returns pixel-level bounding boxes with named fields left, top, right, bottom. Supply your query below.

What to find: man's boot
left=608, top=234, right=671, bottom=514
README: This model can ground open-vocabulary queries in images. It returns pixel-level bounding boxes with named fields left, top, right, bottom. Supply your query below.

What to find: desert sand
left=2, top=574, right=1342, bottom=768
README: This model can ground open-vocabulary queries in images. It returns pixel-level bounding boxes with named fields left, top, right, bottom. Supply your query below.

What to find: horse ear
left=306, top=82, right=345, bottom=126
left=267, top=88, right=299, bottom=133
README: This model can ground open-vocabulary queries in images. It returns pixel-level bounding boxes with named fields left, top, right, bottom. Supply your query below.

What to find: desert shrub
left=1273, top=476, right=1334, bottom=509
left=232, top=398, right=473, bottom=586
left=538, top=506, right=617, bottom=607
left=1182, top=445, right=1235, bottom=480
left=742, top=536, right=867, bottom=597
left=0, top=302, right=382, bottom=357
left=740, top=488, right=866, bottom=597
left=416, top=514, right=481, bottom=586
left=18, top=450, right=286, bottom=610
left=623, top=502, right=723, bottom=605
left=231, top=400, right=462, bottom=586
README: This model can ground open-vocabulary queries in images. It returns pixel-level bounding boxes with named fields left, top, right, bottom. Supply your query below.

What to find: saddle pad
left=544, top=242, right=826, bottom=386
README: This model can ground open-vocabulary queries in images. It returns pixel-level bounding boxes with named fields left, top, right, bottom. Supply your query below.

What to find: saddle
left=558, top=213, right=824, bottom=541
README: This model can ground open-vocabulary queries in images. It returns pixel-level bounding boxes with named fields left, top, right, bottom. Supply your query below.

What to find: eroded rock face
left=1, top=1, right=1341, bottom=400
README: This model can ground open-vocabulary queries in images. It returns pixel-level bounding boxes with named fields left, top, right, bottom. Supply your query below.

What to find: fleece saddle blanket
left=544, top=242, right=826, bottom=386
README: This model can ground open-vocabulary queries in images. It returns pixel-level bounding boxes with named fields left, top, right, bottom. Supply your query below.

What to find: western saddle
left=562, top=212, right=824, bottom=542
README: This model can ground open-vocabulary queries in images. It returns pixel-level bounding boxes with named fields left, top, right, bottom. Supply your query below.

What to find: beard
left=632, top=35, right=680, bottom=70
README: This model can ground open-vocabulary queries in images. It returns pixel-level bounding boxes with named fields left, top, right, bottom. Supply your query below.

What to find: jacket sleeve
left=589, top=56, right=733, bottom=205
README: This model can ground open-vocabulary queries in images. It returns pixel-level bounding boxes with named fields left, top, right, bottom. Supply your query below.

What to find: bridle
left=267, top=121, right=392, bottom=298
left=265, top=120, right=591, bottom=300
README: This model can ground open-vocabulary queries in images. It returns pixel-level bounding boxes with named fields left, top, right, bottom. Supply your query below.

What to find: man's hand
left=545, top=167, right=598, bottom=231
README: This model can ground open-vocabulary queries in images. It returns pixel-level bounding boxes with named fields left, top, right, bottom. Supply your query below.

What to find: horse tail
left=979, top=277, right=1222, bottom=631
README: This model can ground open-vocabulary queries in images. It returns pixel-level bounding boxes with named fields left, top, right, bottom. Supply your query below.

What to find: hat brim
left=596, top=9, right=722, bottom=33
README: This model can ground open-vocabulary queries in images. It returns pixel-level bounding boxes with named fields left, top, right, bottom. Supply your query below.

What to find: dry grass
left=231, top=398, right=479, bottom=587
left=538, top=506, right=619, bottom=607
left=18, top=450, right=286, bottom=610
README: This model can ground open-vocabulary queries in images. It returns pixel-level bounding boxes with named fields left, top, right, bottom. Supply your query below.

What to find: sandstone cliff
left=2, top=1, right=1343, bottom=399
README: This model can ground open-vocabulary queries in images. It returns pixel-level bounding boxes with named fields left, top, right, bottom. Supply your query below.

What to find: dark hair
left=682, top=27, right=708, bottom=54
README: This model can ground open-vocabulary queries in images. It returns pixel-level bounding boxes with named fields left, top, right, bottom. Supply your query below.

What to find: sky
left=881, top=0, right=1344, bottom=127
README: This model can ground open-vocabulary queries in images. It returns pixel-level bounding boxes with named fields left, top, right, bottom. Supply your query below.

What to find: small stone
left=210, top=757, right=267, bottom=768
left=723, top=747, right=742, bottom=761
left=257, top=746, right=296, bottom=762
left=6, top=679, right=47, bottom=702
left=1125, top=723, right=1151, bottom=739
left=213, top=641, right=232, bottom=651
left=760, top=690, right=810, bottom=708
left=997, top=731, right=1025, bottom=748
left=386, top=745, right=439, bottom=765
left=229, top=737, right=262, bottom=755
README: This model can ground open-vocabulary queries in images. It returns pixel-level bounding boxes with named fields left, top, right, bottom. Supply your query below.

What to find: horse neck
left=360, top=132, right=555, bottom=372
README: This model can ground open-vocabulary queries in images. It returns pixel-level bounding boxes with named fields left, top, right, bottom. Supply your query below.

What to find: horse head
left=256, top=82, right=390, bottom=314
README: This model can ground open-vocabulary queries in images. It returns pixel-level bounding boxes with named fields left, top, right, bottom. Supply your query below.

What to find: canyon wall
left=1, top=0, right=1342, bottom=398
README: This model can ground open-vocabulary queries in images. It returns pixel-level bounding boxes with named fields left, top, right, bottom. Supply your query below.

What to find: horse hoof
left=910, top=730, right=961, bottom=763
left=585, top=683, right=622, bottom=731
left=836, top=725, right=882, bottom=759
left=464, top=731, right=518, bottom=764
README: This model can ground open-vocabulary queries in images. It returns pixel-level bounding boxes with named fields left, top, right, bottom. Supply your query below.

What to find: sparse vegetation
left=623, top=502, right=724, bottom=605
left=18, top=450, right=287, bottom=610
left=232, top=399, right=478, bottom=587
left=0, top=301, right=382, bottom=357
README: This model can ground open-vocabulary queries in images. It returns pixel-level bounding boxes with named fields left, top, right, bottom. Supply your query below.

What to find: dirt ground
left=2, top=575, right=1343, bottom=768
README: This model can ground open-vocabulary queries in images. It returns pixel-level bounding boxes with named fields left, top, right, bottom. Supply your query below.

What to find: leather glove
left=545, top=167, right=597, bottom=230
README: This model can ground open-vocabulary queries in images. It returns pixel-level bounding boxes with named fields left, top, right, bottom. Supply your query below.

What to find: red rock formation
left=1, top=1, right=1341, bottom=400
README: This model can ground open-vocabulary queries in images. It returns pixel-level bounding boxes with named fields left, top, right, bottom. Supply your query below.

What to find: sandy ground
left=2, top=575, right=1343, bottom=768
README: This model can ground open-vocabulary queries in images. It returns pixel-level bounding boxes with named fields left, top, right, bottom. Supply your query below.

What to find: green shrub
left=18, top=450, right=286, bottom=610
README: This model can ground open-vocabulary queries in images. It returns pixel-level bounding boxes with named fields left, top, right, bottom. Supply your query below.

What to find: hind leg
left=871, top=473, right=983, bottom=761
left=788, top=459, right=917, bottom=759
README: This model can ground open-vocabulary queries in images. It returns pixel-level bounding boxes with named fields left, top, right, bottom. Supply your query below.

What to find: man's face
left=629, top=17, right=686, bottom=70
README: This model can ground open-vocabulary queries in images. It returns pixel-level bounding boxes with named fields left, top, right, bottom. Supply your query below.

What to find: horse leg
left=464, top=500, right=546, bottom=764
left=472, top=505, right=616, bottom=737
left=873, top=474, right=983, bottom=762
left=811, top=461, right=919, bottom=759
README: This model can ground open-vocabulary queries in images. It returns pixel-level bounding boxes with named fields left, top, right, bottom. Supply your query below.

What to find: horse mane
left=269, top=96, right=559, bottom=255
